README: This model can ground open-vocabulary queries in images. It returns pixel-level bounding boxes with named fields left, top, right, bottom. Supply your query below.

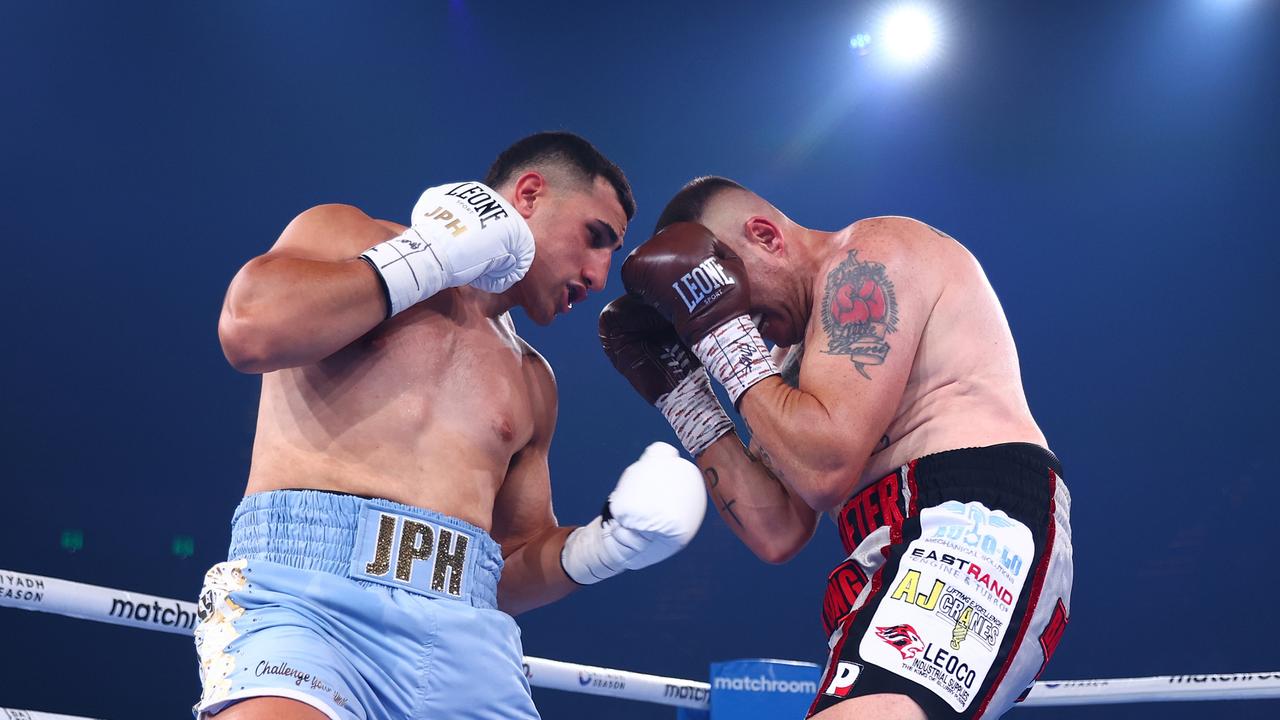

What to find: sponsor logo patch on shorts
left=823, top=661, right=865, bottom=698
left=874, top=624, right=925, bottom=660
left=350, top=503, right=476, bottom=601
left=859, top=500, right=1035, bottom=712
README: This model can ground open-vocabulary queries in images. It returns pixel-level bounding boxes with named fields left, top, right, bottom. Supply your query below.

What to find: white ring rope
left=0, top=569, right=710, bottom=710
left=2, top=568, right=1278, bottom=713
left=0, top=711, right=101, bottom=720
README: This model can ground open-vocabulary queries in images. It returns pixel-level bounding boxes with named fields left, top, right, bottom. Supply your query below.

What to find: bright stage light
left=881, top=5, right=939, bottom=64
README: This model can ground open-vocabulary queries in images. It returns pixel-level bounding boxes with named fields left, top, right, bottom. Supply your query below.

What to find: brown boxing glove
left=619, top=222, right=751, bottom=346
left=599, top=294, right=699, bottom=405
left=599, top=294, right=735, bottom=457
left=620, top=222, right=778, bottom=406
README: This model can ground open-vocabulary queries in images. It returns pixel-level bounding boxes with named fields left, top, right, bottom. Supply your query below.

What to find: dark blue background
left=3, top=1, right=1278, bottom=718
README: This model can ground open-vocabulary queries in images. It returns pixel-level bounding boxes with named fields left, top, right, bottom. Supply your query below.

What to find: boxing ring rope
left=0, top=711, right=98, bottom=720
left=2, top=569, right=1278, bottom=718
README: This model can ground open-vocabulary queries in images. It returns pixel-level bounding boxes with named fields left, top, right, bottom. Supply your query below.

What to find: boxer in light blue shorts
left=203, top=137, right=709, bottom=718
left=194, top=490, right=538, bottom=719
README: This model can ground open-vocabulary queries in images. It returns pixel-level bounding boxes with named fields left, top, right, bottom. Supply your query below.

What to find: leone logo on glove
left=414, top=182, right=513, bottom=238
left=443, top=182, right=511, bottom=229
left=672, top=257, right=737, bottom=313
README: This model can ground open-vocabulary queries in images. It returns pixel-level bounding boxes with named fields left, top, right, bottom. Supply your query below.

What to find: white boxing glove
left=360, top=181, right=536, bottom=316
left=560, top=442, right=708, bottom=585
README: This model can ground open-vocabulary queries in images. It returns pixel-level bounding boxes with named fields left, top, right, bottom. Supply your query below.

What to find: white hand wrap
left=656, top=371, right=735, bottom=458
left=361, top=181, right=534, bottom=316
left=560, top=443, right=706, bottom=585
left=691, top=315, right=779, bottom=406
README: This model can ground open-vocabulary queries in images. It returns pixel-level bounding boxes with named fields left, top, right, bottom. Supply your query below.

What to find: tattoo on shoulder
left=820, top=250, right=899, bottom=379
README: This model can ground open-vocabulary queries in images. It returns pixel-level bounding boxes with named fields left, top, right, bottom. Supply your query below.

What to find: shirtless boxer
left=600, top=176, right=1072, bottom=719
left=194, top=133, right=706, bottom=720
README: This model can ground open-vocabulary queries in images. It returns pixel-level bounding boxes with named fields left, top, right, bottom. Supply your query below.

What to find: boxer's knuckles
left=609, top=442, right=707, bottom=547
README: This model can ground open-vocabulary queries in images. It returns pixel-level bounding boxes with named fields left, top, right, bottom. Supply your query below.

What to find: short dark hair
left=485, top=131, right=636, bottom=221
left=654, top=176, right=749, bottom=233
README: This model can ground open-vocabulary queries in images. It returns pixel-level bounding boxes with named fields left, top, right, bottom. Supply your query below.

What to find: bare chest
left=295, top=310, right=537, bottom=454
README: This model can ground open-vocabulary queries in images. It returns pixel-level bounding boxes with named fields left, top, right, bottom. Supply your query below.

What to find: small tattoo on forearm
left=704, top=467, right=745, bottom=529
left=820, top=250, right=899, bottom=379
left=719, top=497, right=743, bottom=528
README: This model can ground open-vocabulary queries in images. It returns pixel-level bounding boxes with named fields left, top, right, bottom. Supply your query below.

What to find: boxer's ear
left=510, top=171, right=546, bottom=218
left=745, top=215, right=784, bottom=255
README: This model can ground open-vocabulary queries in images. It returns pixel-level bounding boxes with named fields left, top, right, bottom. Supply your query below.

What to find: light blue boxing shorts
left=193, top=489, right=538, bottom=720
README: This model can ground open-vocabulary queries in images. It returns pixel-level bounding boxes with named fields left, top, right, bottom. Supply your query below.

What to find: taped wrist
left=656, top=371, right=735, bottom=458
left=359, top=227, right=450, bottom=316
left=691, top=315, right=779, bottom=406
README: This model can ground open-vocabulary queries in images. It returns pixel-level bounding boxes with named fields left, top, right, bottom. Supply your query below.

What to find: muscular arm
left=739, top=238, right=930, bottom=512
left=493, top=486, right=578, bottom=615
left=698, top=431, right=819, bottom=563
left=218, top=204, right=396, bottom=373
left=492, top=351, right=580, bottom=615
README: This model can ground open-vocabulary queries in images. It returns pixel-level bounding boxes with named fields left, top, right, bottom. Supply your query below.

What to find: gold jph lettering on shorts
left=364, top=514, right=398, bottom=576
left=357, top=509, right=474, bottom=599
left=433, top=529, right=469, bottom=597
left=395, top=520, right=435, bottom=583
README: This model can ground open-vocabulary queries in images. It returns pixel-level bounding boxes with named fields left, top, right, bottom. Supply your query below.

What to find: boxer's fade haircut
left=654, top=176, right=749, bottom=234
left=485, top=131, right=636, bottom=221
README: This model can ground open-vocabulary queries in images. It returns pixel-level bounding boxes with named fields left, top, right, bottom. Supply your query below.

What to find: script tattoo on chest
left=820, top=250, right=900, bottom=379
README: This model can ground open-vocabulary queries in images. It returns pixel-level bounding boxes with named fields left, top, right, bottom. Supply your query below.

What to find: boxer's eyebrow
left=590, top=219, right=622, bottom=251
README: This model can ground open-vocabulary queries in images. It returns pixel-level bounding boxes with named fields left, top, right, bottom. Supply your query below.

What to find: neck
left=471, top=284, right=521, bottom=319
left=790, top=226, right=836, bottom=324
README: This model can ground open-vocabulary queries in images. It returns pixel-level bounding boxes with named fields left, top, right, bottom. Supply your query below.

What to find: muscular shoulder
left=820, top=217, right=975, bottom=301
left=843, top=216, right=970, bottom=263
left=807, top=217, right=963, bottom=362
left=516, top=332, right=555, bottom=388
left=271, top=203, right=402, bottom=260
left=511, top=323, right=558, bottom=440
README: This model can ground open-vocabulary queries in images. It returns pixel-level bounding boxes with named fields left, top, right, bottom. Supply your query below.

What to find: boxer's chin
left=760, top=312, right=800, bottom=347
left=526, top=298, right=555, bottom=326
left=755, top=312, right=783, bottom=346
left=757, top=319, right=776, bottom=346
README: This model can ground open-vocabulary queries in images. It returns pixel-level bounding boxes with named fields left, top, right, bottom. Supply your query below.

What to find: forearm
left=496, top=525, right=578, bottom=616
left=219, top=254, right=388, bottom=373
left=738, top=377, right=875, bottom=511
left=697, top=432, right=819, bottom=563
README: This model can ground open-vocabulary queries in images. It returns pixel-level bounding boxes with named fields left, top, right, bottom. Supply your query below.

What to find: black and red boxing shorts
left=809, top=443, right=1072, bottom=719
